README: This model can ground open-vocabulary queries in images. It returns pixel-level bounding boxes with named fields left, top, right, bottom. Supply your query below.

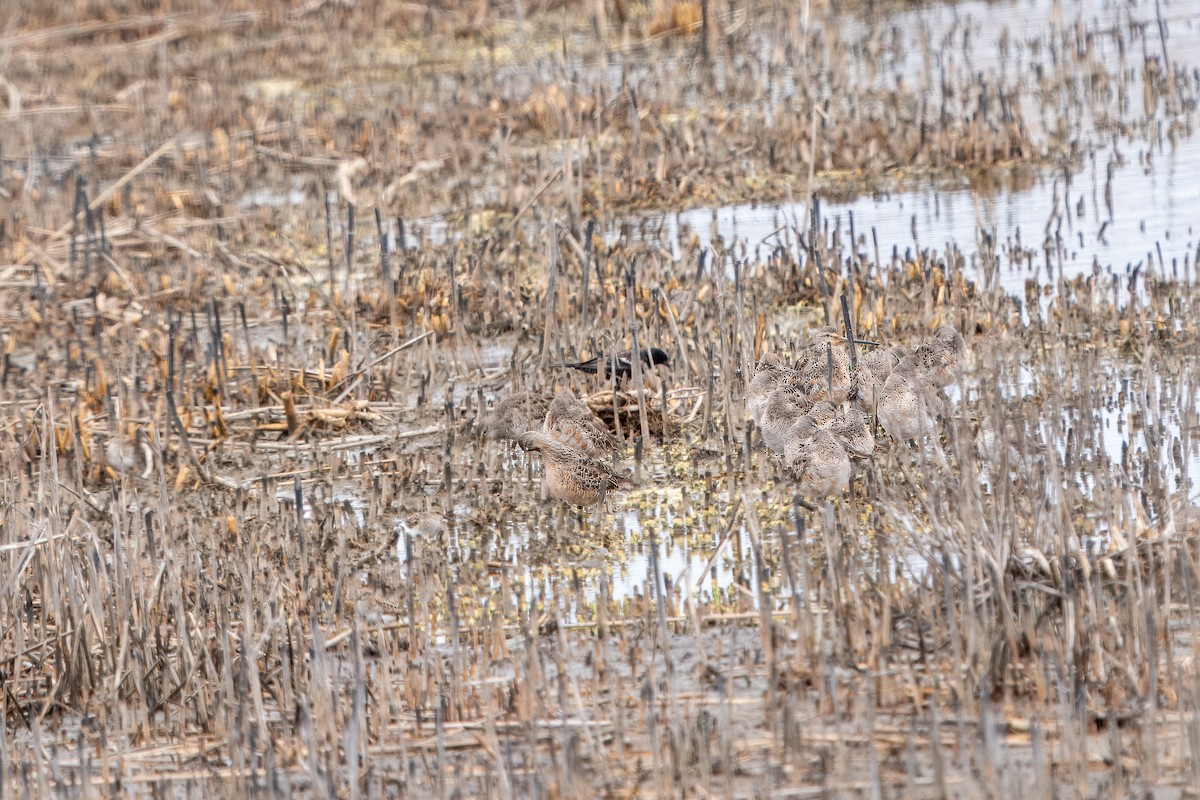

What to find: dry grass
left=1, top=0, right=1199, bottom=797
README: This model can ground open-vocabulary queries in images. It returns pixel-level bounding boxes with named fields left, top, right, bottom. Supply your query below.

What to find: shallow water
left=844, top=0, right=1200, bottom=96
left=644, top=128, right=1196, bottom=295
left=396, top=4, right=1200, bottom=308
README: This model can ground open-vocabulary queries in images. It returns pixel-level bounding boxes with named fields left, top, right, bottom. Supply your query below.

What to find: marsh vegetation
left=2, top=0, right=1200, bottom=796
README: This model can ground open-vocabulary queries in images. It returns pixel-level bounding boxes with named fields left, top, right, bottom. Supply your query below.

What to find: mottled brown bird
left=808, top=400, right=839, bottom=428
left=782, top=414, right=819, bottom=467
left=877, top=356, right=942, bottom=441
left=850, top=344, right=910, bottom=411
left=760, top=384, right=813, bottom=454
left=794, top=327, right=852, bottom=404
left=914, top=325, right=966, bottom=388
left=830, top=408, right=876, bottom=460
left=787, top=426, right=851, bottom=497
left=486, top=392, right=551, bottom=441
left=542, top=389, right=617, bottom=457
left=794, top=326, right=846, bottom=366
left=745, top=352, right=792, bottom=427
left=517, top=431, right=625, bottom=507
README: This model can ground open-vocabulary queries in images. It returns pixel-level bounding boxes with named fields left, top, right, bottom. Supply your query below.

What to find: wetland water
left=7, top=0, right=1200, bottom=796
left=645, top=126, right=1200, bottom=300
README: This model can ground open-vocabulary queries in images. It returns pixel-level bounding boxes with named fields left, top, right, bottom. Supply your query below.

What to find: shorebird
left=794, top=326, right=846, bottom=367
left=876, top=355, right=942, bottom=442
left=782, top=414, right=819, bottom=467
left=542, top=389, right=617, bottom=457
left=933, top=323, right=965, bottom=353
left=553, top=346, right=671, bottom=382
left=786, top=425, right=852, bottom=497
left=760, top=384, right=813, bottom=454
left=793, top=327, right=863, bottom=404
left=914, top=325, right=966, bottom=388
left=830, top=408, right=876, bottom=460
left=808, top=399, right=840, bottom=428
left=745, top=352, right=792, bottom=427
left=850, top=344, right=910, bottom=411
left=486, top=392, right=551, bottom=441
left=517, top=431, right=625, bottom=507
left=797, top=353, right=851, bottom=403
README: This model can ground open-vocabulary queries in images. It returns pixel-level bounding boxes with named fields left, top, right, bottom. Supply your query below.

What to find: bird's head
left=644, top=347, right=671, bottom=367
left=516, top=431, right=545, bottom=452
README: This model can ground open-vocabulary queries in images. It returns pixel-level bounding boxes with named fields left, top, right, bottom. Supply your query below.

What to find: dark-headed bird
left=553, top=347, right=671, bottom=382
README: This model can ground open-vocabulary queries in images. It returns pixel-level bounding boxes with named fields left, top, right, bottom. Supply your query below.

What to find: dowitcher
left=778, top=401, right=839, bottom=465
left=876, top=355, right=942, bottom=441
left=542, top=389, right=617, bottom=457
left=830, top=408, right=876, bottom=460
left=794, top=326, right=845, bottom=366
left=794, top=327, right=853, bottom=403
left=786, top=426, right=852, bottom=497
left=915, top=325, right=966, bottom=388
left=760, top=384, right=813, bottom=454
left=797, top=354, right=851, bottom=403
left=486, top=392, right=551, bottom=441
left=850, top=344, right=910, bottom=411
left=933, top=323, right=966, bottom=354
left=517, top=431, right=625, bottom=507
left=782, top=414, right=819, bottom=467
left=746, top=352, right=792, bottom=427
left=808, top=399, right=840, bottom=428
left=554, top=346, right=671, bottom=382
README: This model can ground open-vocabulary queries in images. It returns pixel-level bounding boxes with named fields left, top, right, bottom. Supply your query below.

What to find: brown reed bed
left=2, top=0, right=1200, bottom=797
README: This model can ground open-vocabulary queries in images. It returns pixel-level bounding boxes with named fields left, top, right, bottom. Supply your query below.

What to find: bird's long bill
left=827, top=332, right=877, bottom=346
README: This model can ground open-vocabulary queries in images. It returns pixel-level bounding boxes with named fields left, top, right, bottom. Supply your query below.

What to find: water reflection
left=637, top=126, right=1198, bottom=302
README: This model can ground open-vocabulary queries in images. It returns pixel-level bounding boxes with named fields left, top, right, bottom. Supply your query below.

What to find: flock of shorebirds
left=486, top=325, right=966, bottom=508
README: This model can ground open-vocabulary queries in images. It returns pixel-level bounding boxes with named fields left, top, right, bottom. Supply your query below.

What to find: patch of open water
left=635, top=123, right=1199, bottom=304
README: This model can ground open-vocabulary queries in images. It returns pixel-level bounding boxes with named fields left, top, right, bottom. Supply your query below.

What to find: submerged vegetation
left=1, top=0, right=1200, bottom=796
